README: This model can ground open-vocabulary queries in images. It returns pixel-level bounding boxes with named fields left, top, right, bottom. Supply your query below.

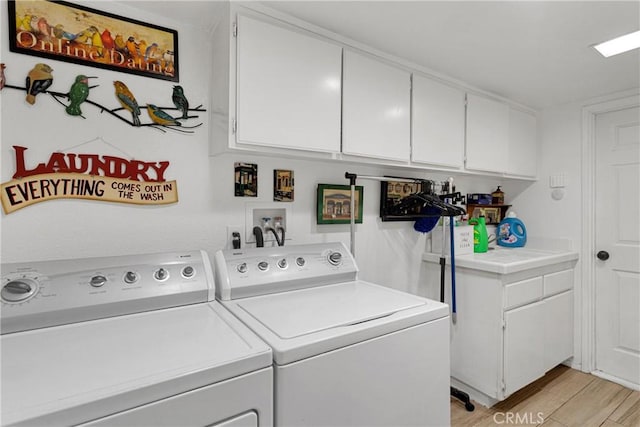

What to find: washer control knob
left=258, top=261, right=269, bottom=271
left=182, top=266, right=195, bottom=278
left=237, top=263, right=247, bottom=274
left=2, top=279, right=37, bottom=303
left=328, top=251, right=343, bottom=266
left=154, top=268, right=169, bottom=281
left=124, top=271, right=138, bottom=284
left=90, top=275, right=107, bottom=287
left=277, top=258, right=288, bottom=269
left=296, top=257, right=306, bottom=267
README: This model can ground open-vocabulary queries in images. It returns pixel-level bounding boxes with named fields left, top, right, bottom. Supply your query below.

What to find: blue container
left=497, top=212, right=527, bottom=247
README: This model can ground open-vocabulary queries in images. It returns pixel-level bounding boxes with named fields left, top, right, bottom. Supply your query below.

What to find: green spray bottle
left=469, top=214, right=489, bottom=253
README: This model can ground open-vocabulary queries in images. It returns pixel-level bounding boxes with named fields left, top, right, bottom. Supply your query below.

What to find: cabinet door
left=465, top=93, right=509, bottom=173
left=507, top=108, right=537, bottom=177
left=544, top=290, right=573, bottom=370
left=236, top=15, right=342, bottom=153
left=342, top=50, right=411, bottom=161
left=504, top=300, right=546, bottom=396
left=412, top=75, right=465, bottom=168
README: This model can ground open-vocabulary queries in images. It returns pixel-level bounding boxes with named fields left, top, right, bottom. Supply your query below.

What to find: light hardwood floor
left=451, top=365, right=640, bottom=427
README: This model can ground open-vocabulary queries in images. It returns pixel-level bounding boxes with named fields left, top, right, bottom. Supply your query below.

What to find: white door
left=236, top=15, right=342, bottom=153
left=342, top=50, right=411, bottom=161
left=411, top=74, right=465, bottom=169
left=595, top=104, right=640, bottom=387
left=506, top=108, right=538, bottom=178
left=465, top=93, right=509, bottom=173
left=503, top=300, right=546, bottom=396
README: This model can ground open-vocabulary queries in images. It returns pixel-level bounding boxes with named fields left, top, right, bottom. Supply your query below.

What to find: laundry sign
left=1, top=146, right=178, bottom=214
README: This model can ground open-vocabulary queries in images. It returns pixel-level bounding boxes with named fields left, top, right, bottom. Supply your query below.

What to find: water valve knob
left=154, top=268, right=168, bottom=281
left=90, top=275, right=107, bottom=287
left=328, top=251, right=342, bottom=266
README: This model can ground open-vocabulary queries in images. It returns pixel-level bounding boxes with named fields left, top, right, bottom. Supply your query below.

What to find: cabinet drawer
left=505, top=277, right=543, bottom=310
left=544, top=269, right=573, bottom=297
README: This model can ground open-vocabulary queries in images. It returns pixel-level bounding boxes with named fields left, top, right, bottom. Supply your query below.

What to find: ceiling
left=130, top=1, right=640, bottom=110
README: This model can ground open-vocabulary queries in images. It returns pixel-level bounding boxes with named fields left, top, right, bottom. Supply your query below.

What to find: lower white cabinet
left=544, top=290, right=574, bottom=369
left=504, top=300, right=546, bottom=396
left=423, top=256, right=577, bottom=406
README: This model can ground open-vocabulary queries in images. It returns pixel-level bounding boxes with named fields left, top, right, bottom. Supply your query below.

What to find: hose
left=253, top=226, right=264, bottom=248
left=266, top=227, right=283, bottom=246
left=277, top=226, right=285, bottom=246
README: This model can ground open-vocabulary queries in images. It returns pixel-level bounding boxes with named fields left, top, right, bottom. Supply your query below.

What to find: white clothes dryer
left=214, top=242, right=450, bottom=427
left=1, top=250, right=272, bottom=427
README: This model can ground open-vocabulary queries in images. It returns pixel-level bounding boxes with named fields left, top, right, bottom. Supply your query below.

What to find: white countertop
left=422, top=247, right=579, bottom=275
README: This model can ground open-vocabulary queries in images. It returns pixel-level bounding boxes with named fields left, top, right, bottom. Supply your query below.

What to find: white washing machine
left=1, top=250, right=273, bottom=427
left=214, top=242, right=450, bottom=427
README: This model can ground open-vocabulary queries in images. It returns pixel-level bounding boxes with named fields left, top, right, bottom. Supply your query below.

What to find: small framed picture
left=274, top=170, right=294, bottom=202
left=379, top=178, right=425, bottom=221
left=317, top=184, right=363, bottom=224
left=483, top=207, right=501, bottom=224
left=234, top=162, right=257, bottom=197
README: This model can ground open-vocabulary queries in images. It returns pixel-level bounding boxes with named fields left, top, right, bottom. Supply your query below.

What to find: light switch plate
left=549, top=173, right=567, bottom=188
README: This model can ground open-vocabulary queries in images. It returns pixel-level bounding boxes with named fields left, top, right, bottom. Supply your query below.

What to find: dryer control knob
left=124, top=271, right=138, bottom=284
left=258, top=261, right=269, bottom=271
left=237, top=263, right=247, bottom=274
left=277, top=258, right=288, bottom=269
left=328, top=251, right=342, bottom=266
left=154, top=268, right=169, bottom=281
left=90, top=275, right=107, bottom=287
left=296, top=257, right=305, bottom=267
left=2, top=279, right=38, bottom=303
left=182, top=266, right=195, bottom=278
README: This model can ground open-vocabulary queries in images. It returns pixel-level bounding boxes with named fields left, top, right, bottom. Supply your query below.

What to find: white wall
left=503, top=100, right=585, bottom=368
left=209, top=152, right=503, bottom=296
left=1, top=1, right=213, bottom=262
left=1, top=1, right=505, bottom=299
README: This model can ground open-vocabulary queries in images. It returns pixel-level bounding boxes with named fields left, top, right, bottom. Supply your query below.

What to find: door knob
left=597, top=250, right=610, bottom=261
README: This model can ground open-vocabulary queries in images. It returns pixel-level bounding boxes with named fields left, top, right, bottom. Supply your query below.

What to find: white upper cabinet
left=465, top=93, right=509, bottom=173
left=342, top=50, right=411, bottom=161
left=506, top=108, right=538, bottom=177
left=236, top=15, right=342, bottom=153
left=412, top=75, right=465, bottom=168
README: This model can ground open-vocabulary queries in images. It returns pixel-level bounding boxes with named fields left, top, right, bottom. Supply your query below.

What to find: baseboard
left=591, top=370, right=639, bottom=391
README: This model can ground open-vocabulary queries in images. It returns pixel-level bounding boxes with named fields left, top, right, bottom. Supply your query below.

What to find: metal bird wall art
left=172, top=85, right=190, bottom=119
left=3, top=63, right=204, bottom=133
left=113, top=80, right=141, bottom=126
left=65, top=75, right=97, bottom=117
left=25, top=63, right=53, bottom=105
left=147, top=104, right=181, bottom=126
